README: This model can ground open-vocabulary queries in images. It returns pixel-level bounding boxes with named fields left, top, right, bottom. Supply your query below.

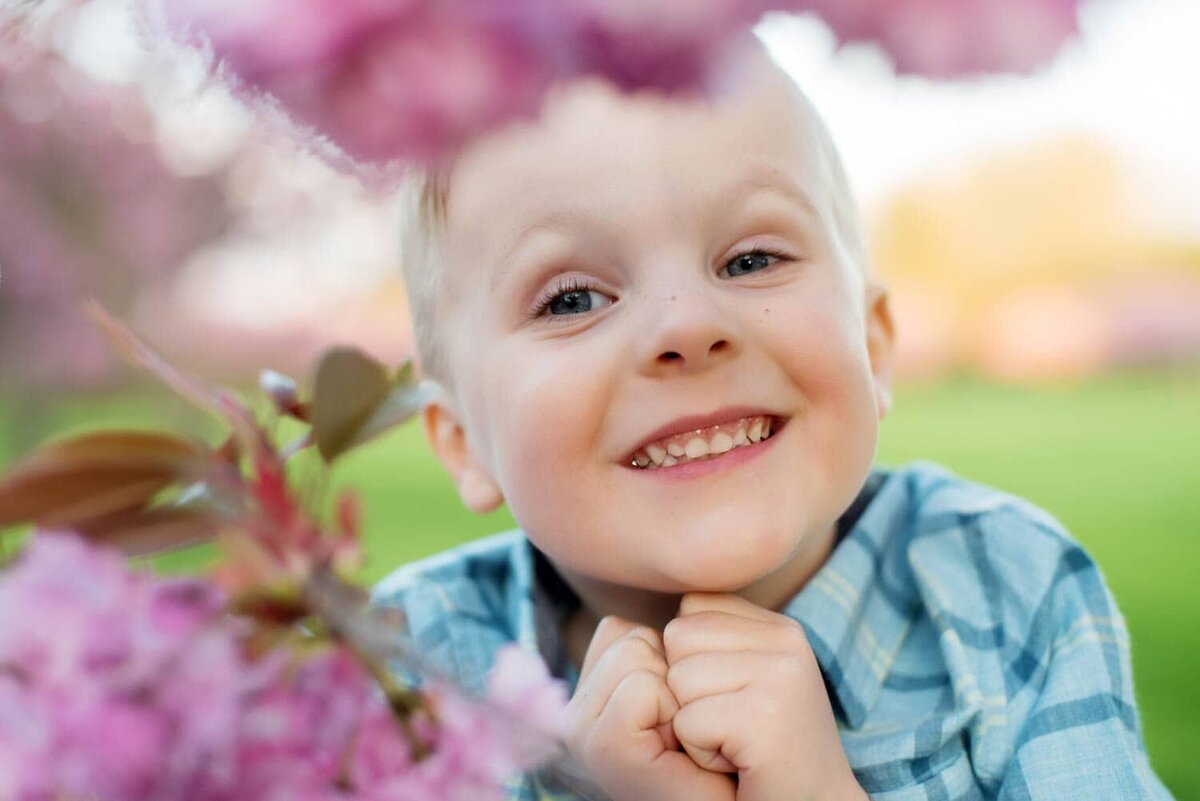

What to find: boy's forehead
left=443, top=55, right=837, bottom=268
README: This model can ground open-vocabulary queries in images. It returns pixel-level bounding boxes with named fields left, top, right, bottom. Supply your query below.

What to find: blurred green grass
left=2, top=370, right=1197, bottom=798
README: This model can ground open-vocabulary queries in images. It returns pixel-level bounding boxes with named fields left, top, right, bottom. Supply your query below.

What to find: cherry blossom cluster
left=159, top=0, right=1081, bottom=167
left=0, top=533, right=567, bottom=801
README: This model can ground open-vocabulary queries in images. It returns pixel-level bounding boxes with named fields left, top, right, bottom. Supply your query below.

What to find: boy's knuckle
left=626, top=624, right=663, bottom=650
left=661, top=617, right=687, bottom=653
left=770, top=651, right=808, bottom=682
left=622, top=666, right=661, bottom=693
left=614, top=632, right=662, bottom=666
left=595, top=615, right=630, bottom=641
left=778, top=618, right=811, bottom=650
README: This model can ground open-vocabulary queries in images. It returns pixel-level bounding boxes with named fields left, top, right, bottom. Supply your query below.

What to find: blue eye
left=722, top=250, right=786, bottom=278
left=534, top=282, right=614, bottom=318
left=549, top=289, right=600, bottom=315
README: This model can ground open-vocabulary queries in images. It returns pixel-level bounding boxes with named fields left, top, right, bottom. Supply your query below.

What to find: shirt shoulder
left=885, top=463, right=1150, bottom=792
left=897, top=460, right=1109, bottom=637
left=373, top=529, right=529, bottom=598
left=371, top=530, right=535, bottom=695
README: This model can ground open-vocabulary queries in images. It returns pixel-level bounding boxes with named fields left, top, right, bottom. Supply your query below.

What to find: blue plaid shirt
left=372, top=462, right=1172, bottom=800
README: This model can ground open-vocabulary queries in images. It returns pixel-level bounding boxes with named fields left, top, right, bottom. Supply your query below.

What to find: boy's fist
left=662, top=593, right=867, bottom=801
left=566, top=615, right=736, bottom=801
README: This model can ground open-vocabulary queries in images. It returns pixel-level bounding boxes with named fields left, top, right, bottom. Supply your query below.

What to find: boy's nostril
left=659, top=351, right=683, bottom=363
left=709, top=340, right=729, bottom=355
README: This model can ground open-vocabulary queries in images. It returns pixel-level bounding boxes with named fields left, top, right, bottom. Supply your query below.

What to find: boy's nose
left=636, top=291, right=741, bottom=377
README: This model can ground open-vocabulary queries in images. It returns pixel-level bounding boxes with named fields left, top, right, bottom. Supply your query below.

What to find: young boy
left=372, top=43, right=1172, bottom=801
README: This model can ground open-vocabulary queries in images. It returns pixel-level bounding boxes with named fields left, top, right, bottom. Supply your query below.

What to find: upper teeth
left=630, top=415, right=774, bottom=469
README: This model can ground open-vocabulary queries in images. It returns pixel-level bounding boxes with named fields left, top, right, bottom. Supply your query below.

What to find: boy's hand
left=566, top=615, right=737, bottom=801
left=663, top=593, right=867, bottom=801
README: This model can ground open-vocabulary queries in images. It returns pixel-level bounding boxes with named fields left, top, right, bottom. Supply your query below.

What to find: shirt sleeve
left=998, top=544, right=1174, bottom=800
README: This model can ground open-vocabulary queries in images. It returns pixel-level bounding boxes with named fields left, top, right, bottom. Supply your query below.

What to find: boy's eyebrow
left=724, top=166, right=823, bottom=221
left=490, top=167, right=821, bottom=289
left=492, top=208, right=592, bottom=289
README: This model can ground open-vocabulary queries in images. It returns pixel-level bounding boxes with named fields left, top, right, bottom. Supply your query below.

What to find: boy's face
left=428, top=58, right=893, bottom=596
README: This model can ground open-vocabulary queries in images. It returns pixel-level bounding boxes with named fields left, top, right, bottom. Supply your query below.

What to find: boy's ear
left=865, top=280, right=896, bottom=419
left=423, top=398, right=504, bottom=514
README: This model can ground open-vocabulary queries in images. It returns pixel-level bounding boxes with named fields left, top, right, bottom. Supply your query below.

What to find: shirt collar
left=783, top=468, right=916, bottom=729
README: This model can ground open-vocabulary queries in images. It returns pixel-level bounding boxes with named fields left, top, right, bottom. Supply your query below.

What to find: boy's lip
left=623, top=405, right=786, bottom=465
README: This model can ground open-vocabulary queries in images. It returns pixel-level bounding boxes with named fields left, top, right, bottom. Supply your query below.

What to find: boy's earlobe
left=865, top=281, right=897, bottom=419
left=423, top=401, right=505, bottom=514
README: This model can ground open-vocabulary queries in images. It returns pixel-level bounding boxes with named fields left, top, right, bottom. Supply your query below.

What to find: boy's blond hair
left=398, top=169, right=454, bottom=379
left=399, top=62, right=866, bottom=382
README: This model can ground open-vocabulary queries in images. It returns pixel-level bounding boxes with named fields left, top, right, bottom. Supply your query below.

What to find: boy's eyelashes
left=527, top=276, right=614, bottom=319
left=524, top=247, right=799, bottom=320
left=719, top=247, right=792, bottom=279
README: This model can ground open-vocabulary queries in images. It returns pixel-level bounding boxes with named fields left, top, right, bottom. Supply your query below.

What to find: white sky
left=762, top=0, right=1200, bottom=228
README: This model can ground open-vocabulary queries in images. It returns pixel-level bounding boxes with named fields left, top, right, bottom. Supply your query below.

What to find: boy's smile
left=424, top=47, right=894, bottom=619
left=625, top=409, right=780, bottom=473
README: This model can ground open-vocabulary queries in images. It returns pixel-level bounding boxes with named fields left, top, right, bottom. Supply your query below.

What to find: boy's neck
left=559, top=521, right=839, bottom=667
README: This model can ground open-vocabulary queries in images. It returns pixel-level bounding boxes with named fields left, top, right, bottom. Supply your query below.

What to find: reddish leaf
left=86, top=300, right=260, bottom=444
left=74, top=507, right=223, bottom=556
left=3, top=474, right=173, bottom=528
left=0, top=431, right=212, bottom=528
left=227, top=583, right=309, bottom=626
left=215, top=432, right=241, bottom=466
left=87, top=300, right=226, bottom=413
left=211, top=529, right=289, bottom=593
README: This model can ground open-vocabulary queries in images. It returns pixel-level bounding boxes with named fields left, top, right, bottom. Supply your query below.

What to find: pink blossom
left=0, top=44, right=229, bottom=396
left=379, top=687, right=514, bottom=801
left=160, top=0, right=412, bottom=78
left=487, top=645, right=571, bottom=743
left=350, top=649, right=569, bottom=801
left=234, top=648, right=377, bottom=796
left=0, top=533, right=247, bottom=801
left=163, top=1, right=553, bottom=165
left=161, top=0, right=1081, bottom=168
left=796, top=0, right=1080, bottom=76
left=554, top=0, right=765, bottom=93
left=159, top=0, right=772, bottom=166
left=0, top=533, right=561, bottom=799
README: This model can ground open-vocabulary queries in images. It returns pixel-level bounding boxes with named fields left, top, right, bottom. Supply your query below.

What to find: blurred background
left=1, top=0, right=1196, bottom=796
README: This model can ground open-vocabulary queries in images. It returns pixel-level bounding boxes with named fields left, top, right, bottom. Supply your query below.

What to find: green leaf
left=311, top=350, right=429, bottom=462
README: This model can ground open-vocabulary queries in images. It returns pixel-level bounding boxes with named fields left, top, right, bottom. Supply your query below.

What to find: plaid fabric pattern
left=372, top=462, right=1173, bottom=800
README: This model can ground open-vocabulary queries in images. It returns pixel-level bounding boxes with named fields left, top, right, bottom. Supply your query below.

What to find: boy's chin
left=655, top=557, right=781, bottom=595
left=652, top=527, right=807, bottom=594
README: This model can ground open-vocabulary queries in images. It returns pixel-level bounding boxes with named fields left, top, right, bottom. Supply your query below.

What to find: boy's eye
left=721, top=250, right=784, bottom=278
left=546, top=288, right=612, bottom=316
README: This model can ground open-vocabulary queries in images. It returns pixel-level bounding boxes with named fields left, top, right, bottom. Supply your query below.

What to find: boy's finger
left=666, top=651, right=758, bottom=706
left=572, top=627, right=668, bottom=721
left=579, top=615, right=654, bottom=680
left=678, top=592, right=774, bottom=621
left=672, top=692, right=747, bottom=774
left=583, top=670, right=736, bottom=801
left=663, top=611, right=809, bottom=663
left=597, top=667, right=680, bottom=742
